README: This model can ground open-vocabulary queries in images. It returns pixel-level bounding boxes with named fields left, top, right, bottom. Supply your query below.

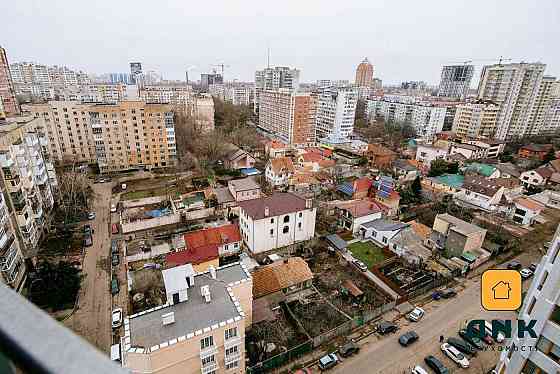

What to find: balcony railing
left=0, top=284, right=128, bottom=374
left=201, top=362, right=218, bottom=374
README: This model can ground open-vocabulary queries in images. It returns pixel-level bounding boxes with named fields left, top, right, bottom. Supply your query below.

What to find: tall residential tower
left=438, top=64, right=474, bottom=99
left=354, top=58, right=374, bottom=87
left=0, top=47, right=20, bottom=116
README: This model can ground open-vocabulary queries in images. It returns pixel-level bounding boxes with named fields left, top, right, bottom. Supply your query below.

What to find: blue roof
left=337, top=182, right=354, bottom=196
left=240, top=168, right=260, bottom=176
left=361, top=219, right=409, bottom=231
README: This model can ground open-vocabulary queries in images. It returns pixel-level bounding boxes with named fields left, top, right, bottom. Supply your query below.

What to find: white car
left=110, top=204, right=117, bottom=213
left=411, top=365, right=429, bottom=374
left=352, top=259, right=368, bottom=272
left=407, top=307, right=425, bottom=322
left=441, top=343, right=469, bottom=368
left=87, top=212, right=96, bottom=220
left=112, top=308, right=123, bottom=329
left=520, top=268, right=533, bottom=279
left=121, top=183, right=127, bottom=190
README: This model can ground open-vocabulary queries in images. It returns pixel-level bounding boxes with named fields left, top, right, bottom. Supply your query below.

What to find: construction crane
left=212, top=63, right=230, bottom=78
left=446, top=57, right=513, bottom=65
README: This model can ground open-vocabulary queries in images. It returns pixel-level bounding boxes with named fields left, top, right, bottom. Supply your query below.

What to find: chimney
left=201, top=285, right=211, bottom=303
left=305, top=198, right=312, bottom=209
left=162, top=312, right=175, bottom=325
left=209, top=265, right=217, bottom=279
left=264, top=206, right=270, bottom=217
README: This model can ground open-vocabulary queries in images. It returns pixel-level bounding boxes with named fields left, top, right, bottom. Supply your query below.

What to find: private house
left=528, top=190, right=560, bottom=210
left=519, top=167, right=553, bottom=188
left=415, top=142, right=448, bottom=167
left=495, top=163, right=521, bottom=179
left=252, top=257, right=313, bottom=300
left=359, top=219, right=409, bottom=247
left=365, top=143, right=397, bottom=170
left=511, top=197, right=545, bottom=226
left=337, top=177, right=372, bottom=200
left=388, top=227, right=432, bottom=264
left=462, top=139, right=505, bottom=159
left=334, top=199, right=383, bottom=234
left=432, top=213, right=487, bottom=258
left=453, top=175, right=507, bottom=212
left=166, top=224, right=242, bottom=271
left=228, top=177, right=261, bottom=202
left=392, top=159, right=419, bottom=182
left=265, top=140, right=290, bottom=159
left=122, top=262, right=252, bottom=374
left=238, top=193, right=316, bottom=254
left=464, top=162, right=500, bottom=178
left=517, top=143, right=553, bottom=161
left=371, top=176, right=400, bottom=217
left=449, top=143, right=485, bottom=160
left=297, top=152, right=336, bottom=172
left=224, top=147, right=256, bottom=170
left=265, top=157, right=295, bottom=187
left=422, top=174, right=464, bottom=195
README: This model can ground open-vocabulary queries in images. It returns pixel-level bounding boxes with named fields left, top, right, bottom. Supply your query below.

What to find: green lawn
left=348, top=241, right=388, bottom=268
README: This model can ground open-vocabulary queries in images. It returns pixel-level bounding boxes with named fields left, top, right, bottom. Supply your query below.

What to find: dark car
left=111, top=278, right=119, bottom=295
left=447, top=337, right=477, bottom=356
left=112, top=254, right=120, bottom=267
left=507, top=260, right=522, bottom=270
left=83, top=234, right=93, bottom=247
left=470, top=324, right=494, bottom=345
left=398, top=331, right=419, bottom=347
left=339, top=341, right=360, bottom=358
left=440, top=288, right=457, bottom=298
left=529, top=263, right=538, bottom=272
left=458, top=329, right=484, bottom=350
left=111, top=240, right=119, bottom=255
left=84, top=224, right=93, bottom=235
left=377, top=321, right=398, bottom=335
left=424, top=355, right=449, bottom=374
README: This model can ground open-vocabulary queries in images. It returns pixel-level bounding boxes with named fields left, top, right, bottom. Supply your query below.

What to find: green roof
left=433, top=174, right=464, bottom=188
left=466, top=162, right=496, bottom=177
left=461, top=251, right=478, bottom=263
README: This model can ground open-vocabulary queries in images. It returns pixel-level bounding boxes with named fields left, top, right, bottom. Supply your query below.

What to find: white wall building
left=238, top=193, right=316, bottom=254
left=315, top=86, right=358, bottom=142
left=495, top=223, right=560, bottom=374
left=415, top=142, right=449, bottom=166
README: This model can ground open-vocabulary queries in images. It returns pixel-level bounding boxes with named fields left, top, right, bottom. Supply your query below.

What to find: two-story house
left=238, top=193, right=316, bottom=254
left=432, top=213, right=487, bottom=258
left=333, top=199, right=383, bottom=234
left=519, top=167, right=553, bottom=188
left=265, top=157, right=295, bottom=187
left=511, top=197, right=545, bottom=226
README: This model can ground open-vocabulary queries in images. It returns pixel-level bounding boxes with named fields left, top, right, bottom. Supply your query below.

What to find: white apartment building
left=452, top=101, right=500, bottom=139
left=542, top=98, right=560, bottom=135
left=495, top=223, right=560, bottom=374
left=191, top=95, right=215, bottom=133
left=411, top=105, right=446, bottom=140
left=238, top=193, right=316, bottom=254
left=315, top=86, right=358, bottom=142
left=477, top=62, right=546, bottom=140
left=0, top=190, right=26, bottom=290
left=526, top=76, right=559, bottom=136
left=255, top=67, right=300, bottom=91
left=138, top=84, right=193, bottom=107
left=437, top=65, right=474, bottom=99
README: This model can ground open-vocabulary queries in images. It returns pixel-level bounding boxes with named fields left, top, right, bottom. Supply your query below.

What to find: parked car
left=529, top=263, right=538, bottom=272
left=544, top=241, right=551, bottom=249
left=441, top=343, right=469, bottom=368
left=447, top=337, right=477, bottom=356
left=84, top=224, right=93, bottom=235
left=111, top=240, right=119, bottom=255
left=318, top=353, right=338, bottom=370
left=407, top=307, right=425, bottom=322
left=121, top=183, right=127, bottom=190
left=111, top=223, right=119, bottom=235
left=112, top=254, right=120, bottom=267
left=398, top=331, right=419, bottom=347
left=87, top=212, right=96, bottom=220
left=458, top=329, right=484, bottom=350
left=110, top=203, right=117, bottom=213
left=440, top=288, right=457, bottom=298
left=520, top=268, right=533, bottom=279
left=111, top=278, right=119, bottom=295
left=83, top=234, right=93, bottom=247
left=507, top=260, right=522, bottom=270
left=112, top=307, right=123, bottom=329
left=352, top=259, right=368, bottom=272
left=424, top=355, right=449, bottom=374
left=110, top=344, right=121, bottom=362
left=411, top=366, right=429, bottom=374
left=338, top=341, right=359, bottom=358
left=377, top=321, right=398, bottom=335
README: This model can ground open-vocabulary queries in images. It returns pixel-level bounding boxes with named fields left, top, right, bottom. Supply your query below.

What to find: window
left=225, top=327, right=237, bottom=340
left=270, top=229, right=274, bottom=237
left=526, top=297, right=537, bottom=315
left=537, top=271, right=548, bottom=291
left=283, top=226, right=289, bottom=234
left=299, top=212, right=302, bottom=218
left=536, top=336, right=560, bottom=364
left=283, top=215, right=290, bottom=223
left=552, top=243, right=560, bottom=263
left=551, top=305, right=560, bottom=326
left=201, top=355, right=215, bottom=366
left=270, top=218, right=274, bottom=224
left=226, top=361, right=239, bottom=370
left=382, top=237, right=388, bottom=244
left=200, top=336, right=214, bottom=350
left=298, top=222, right=302, bottom=230
left=225, top=346, right=238, bottom=356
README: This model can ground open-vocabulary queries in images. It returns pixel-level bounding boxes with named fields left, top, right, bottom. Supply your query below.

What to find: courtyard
left=347, top=240, right=389, bottom=268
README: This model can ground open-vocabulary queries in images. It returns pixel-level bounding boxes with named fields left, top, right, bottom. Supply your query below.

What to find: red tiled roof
left=514, top=197, right=545, bottom=212
left=268, top=140, right=287, bottom=149
left=269, top=157, right=295, bottom=174
left=353, top=177, right=372, bottom=193
left=166, top=245, right=218, bottom=266
left=253, top=257, right=313, bottom=298
left=301, top=153, right=323, bottom=163
left=335, top=199, right=381, bottom=218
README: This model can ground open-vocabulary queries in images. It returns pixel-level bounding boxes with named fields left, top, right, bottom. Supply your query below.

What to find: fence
left=404, top=276, right=451, bottom=301
left=246, top=340, right=313, bottom=374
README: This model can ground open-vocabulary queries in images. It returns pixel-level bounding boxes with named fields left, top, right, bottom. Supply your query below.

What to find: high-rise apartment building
left=138, top=84, right=193, bottom=107
left=477, top=62, right=546, bottom=140
left=438, top=64, right=474, bottom=99
left=258, top=89, right=317, bottom=145
left=130, top=62, right=142, bottom=84
left=200, top=73, right=223, bottom=90
left=315, top=86, right=358, bottom=142
left=0, top=47, right=20, bottom=116
left=190, top=95, right=215, bottom=133
left=355, top=58, right=374, bottom=87
left=452, top=101, right=500, bottom=139
left=255, top=67, right=300, bottom=91
left=526, top=76, right=558, bottom=136
left=494, top=223, right=560, bottom=374
left=26, top=101, right=177, bottom=172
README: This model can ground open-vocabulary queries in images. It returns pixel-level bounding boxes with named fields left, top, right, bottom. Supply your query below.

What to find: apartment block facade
left=355, top=58, right=374, bottom=87
left=452, top=101, right=500, bottom=139
left=315, top=86, right=358, bottom=142
left=26, top=101, right=177, bottom=172
left=495, top=223, right=560, bottom=374
left=139, top=85, right=193, bottom=107
left=438, top=64, right=474, bottom=99
left=477, top=62, right=546, bottom=140
left=258, top=90, right=317, bottom=145
left=526, top=76, right=558, bottom=136
left=0, top=47, right=20, bottom=116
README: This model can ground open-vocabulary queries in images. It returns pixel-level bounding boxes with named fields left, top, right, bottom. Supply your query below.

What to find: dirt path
left=63, top=183, right=112, bottom=352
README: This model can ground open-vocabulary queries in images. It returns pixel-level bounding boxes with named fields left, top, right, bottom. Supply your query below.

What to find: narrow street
left=63, top=183, right=113, bottom=353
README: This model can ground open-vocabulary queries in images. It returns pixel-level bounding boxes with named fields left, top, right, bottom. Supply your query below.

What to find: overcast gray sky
left=2, top=0, right=559, bottom=85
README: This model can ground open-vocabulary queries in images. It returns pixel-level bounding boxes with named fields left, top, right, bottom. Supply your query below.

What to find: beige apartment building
left=526, top=75, right=558, bottom=136
left=258, top=89, right=316, bottom=145
left=25, top=101, right=177, bottom=172
left=122, top=263, right=252, bottom=374
left=190, top=95, right=215, bottom=133
left=452, top=101, right=499, bottom=139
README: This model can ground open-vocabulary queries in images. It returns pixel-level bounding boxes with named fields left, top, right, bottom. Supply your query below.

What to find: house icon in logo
left=492, top=281, right=512, bottom=300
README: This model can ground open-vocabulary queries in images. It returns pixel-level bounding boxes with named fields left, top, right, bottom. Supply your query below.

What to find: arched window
left=283, top=215, right=290, bottom=223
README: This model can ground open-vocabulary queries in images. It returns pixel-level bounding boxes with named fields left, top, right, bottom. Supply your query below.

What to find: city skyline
left=2, top=0, right=559, bottom=85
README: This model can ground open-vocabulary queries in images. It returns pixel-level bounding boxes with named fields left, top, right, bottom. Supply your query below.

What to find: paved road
left=63, top=183, right=113, bottom=352
left=331, top=253, right=540, bottom=374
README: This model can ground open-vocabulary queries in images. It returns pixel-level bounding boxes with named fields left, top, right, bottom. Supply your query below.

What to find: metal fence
left=246, top=340, right=313, bottom=374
